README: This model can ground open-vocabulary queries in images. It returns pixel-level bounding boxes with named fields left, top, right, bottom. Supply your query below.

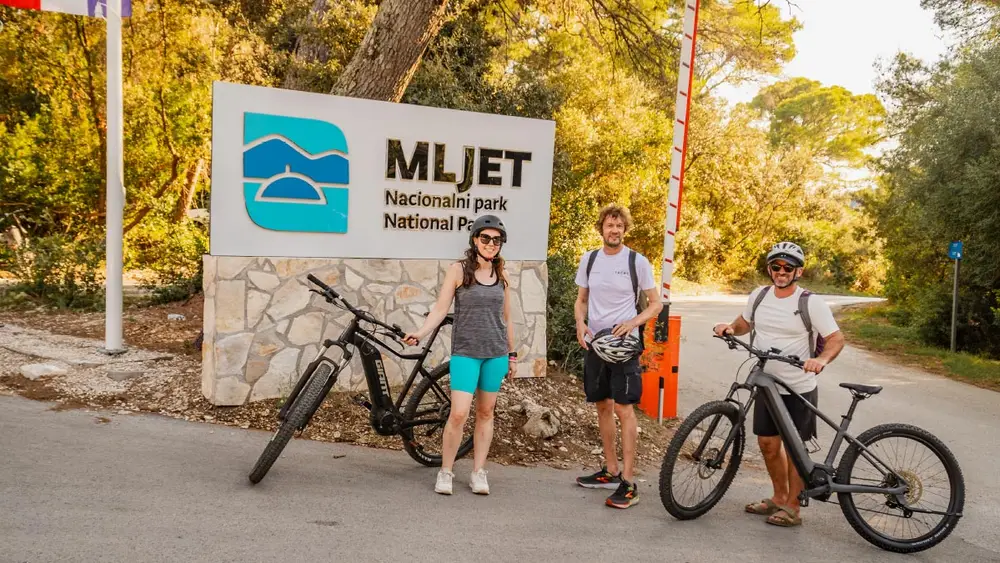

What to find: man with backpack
left=573, top=204, right=662, bottom=509
left=713, top=241, right=845, bottom=528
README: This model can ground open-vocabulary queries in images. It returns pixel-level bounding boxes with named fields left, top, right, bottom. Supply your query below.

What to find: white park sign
left=209, top=81, right=556, bottom=261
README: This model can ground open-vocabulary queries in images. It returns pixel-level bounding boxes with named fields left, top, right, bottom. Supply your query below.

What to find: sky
left=714, top=0, right=957, bottom=106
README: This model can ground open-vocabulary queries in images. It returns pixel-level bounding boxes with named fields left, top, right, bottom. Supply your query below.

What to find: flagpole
left=104, top=0, right=125, bottom=353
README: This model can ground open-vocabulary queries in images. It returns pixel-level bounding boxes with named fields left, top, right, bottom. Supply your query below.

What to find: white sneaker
left=435, top=470, right=454, bottom=495
left=470, top=468, right=490, bottom=495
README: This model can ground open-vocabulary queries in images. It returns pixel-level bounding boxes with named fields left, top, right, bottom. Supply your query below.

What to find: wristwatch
left=508, top=352, right=517, bottom=361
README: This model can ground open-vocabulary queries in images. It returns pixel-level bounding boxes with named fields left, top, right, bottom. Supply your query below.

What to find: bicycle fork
left=694, top=384, right=754, bottom=469
left=278, top=339, right=351, bottom=423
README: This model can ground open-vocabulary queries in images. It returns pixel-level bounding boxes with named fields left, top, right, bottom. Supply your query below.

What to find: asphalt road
left=1, top=295, right=998, bottom=562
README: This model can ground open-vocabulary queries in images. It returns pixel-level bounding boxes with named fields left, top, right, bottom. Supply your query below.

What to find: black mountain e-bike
left=659, top=333, right=965, bottom=554
left=248, top=274, right=473, bottom=484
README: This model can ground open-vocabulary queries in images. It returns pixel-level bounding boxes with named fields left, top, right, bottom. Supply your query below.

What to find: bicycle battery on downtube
left=356, top=337, right=397, bottom=435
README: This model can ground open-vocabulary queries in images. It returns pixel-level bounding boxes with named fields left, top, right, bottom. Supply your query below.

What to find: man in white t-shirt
left=713, top=241, right=845, bottom=528
left=572, top=204, right=662, bottom=509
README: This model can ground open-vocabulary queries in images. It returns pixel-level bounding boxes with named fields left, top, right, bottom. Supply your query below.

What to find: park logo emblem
left=241, top=112, right=350, bottom=233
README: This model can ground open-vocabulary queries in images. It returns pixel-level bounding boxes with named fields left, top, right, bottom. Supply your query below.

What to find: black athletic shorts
left=583, top=348, right=642, bottom=405
left=753, top=387, right=818, bottom=442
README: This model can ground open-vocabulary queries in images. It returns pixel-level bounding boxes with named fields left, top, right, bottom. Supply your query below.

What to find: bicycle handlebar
left=714, top=333, right=805, bottom=369
left=305, top=274, right=406, bottom=339
left=306, top=273, right=339, bottom=299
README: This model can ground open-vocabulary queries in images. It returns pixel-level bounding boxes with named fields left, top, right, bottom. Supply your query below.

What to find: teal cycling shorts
left=450, top=355, right=509, bottom=394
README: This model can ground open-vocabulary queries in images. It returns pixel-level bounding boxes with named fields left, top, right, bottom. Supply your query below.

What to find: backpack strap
left=798, top=289, right=816, bottom=358
left=583, top=249, right=599, bottom=326
left=748, top=286, right=770, bottom=351
left=585, top=249, right=599, bottom=281
left=628, top=249, right=646, bottom=349
left=628, top=249, right=639, bottom=313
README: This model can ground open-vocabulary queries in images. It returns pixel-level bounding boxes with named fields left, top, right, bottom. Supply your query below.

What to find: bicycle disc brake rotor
left=697, top=448, right=721, bottom=479
left=896, top=469, right=923, bottom=505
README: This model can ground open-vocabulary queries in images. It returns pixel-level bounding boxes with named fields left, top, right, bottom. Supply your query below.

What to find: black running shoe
left=576, top=466, right=622, bottom=489
left=606, top=479, right=639, bottom=508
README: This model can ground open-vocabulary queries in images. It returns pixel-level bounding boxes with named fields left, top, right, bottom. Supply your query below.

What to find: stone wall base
left=201, top=256, right=548, bottom=406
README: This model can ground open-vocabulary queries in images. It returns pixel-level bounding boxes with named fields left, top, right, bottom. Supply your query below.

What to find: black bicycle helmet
left=469, top=214, right=507, bottom=244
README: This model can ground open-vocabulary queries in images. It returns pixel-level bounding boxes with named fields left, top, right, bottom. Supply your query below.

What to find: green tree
left=871, top=40, right=1000, bottom=356
left=0, top=1, right=272, bottom=287
left=921, top=0, right=999, bottom=43
left=752, top=77, right=886, bottom=167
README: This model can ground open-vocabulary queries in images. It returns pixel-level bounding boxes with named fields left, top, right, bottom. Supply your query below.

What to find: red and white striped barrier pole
left=654, top=0, right=700, bottom=343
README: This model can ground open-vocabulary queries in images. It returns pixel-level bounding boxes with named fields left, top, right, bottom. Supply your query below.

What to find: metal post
left=104, top=0, right=125, bottom=354
left=657, top=376, right=664, bottom=424
left=951, top=257, right=959, bottom=353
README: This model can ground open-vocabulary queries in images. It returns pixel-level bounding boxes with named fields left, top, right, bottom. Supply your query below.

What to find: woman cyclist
left=403, top=214, right=517, bottom=496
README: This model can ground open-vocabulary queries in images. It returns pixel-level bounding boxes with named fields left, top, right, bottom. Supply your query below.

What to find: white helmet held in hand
left=590, top=328, right=642, bottom=364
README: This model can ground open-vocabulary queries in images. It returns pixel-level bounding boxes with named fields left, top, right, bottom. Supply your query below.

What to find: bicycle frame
left=279, top=312, right=453, bottom=435
left=702, top=362, right=910, bottom=502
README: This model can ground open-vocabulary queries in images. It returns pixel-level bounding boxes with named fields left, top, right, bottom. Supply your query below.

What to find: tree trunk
left=282, top=0, right=331, bottom=91
left=173, top=158, right=204, bottom=223
left=332, top=0, right=449, bottom=102
left=123, top=155, right=181, bottom=235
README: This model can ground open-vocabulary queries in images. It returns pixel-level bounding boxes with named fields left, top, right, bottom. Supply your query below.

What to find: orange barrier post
left=638, top=316, right=680, bottom=421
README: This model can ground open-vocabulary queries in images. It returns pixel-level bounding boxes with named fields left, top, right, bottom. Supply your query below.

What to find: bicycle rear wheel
left=836, top=423, right=965, bottom=554
left=659, top=400, right=744, bottom=520
left=401, top=362, right=475, bottom=467
left=248, top=359, right=336, bottom=484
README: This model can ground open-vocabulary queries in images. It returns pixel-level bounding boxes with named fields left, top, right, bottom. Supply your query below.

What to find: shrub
left=546, top=250, right=586, bottom=375
left=126, top=219, right=207, bottom=304
left=1, top=234, right=104, bottom=309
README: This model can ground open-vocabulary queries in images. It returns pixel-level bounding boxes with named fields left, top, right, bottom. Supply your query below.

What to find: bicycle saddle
left=840, top=382, right=882, bottom=395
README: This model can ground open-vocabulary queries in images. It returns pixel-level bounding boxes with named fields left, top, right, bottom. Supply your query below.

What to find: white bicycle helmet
left=590, top=328, right=642, bottom=364
left=766, top=241, right=805, bottom=268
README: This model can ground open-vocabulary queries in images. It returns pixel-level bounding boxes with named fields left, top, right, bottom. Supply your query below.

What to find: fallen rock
left=511, top=398, right=560, bottom=439
left=20, top=362, right=69, bottom=380
left=167, top=314, right=186, bottom=321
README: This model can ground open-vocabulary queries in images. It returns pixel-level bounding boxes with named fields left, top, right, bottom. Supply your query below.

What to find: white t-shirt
left=575, top=246, right=656, bottom=337
left=742, top=286, right=840, bottom=394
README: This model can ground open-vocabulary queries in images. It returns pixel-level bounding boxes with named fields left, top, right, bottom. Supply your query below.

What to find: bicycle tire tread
left=659, top=400, right=744, bottom=520
left=248, top=370, right=330, bottom=484
left=401, top=362, right=474, bottom=467
left=835, top=422, right=965, bottom=554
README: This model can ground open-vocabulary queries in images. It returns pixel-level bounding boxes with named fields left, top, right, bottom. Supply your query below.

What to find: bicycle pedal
left=806, top=438, right=822, bottom=453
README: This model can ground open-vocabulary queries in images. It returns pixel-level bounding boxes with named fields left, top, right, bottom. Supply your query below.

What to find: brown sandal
left=766, top=506, right=802, bottom=527
left=745, top=498, right=780, bottom=515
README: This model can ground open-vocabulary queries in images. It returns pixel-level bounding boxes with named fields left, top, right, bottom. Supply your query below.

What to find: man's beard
left=604, top=237, right=622, bottom=247
left=770, top=272, right=796, bottom=289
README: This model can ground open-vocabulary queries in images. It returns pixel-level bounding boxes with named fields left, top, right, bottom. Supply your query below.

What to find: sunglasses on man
left=769, top=263, right=797, bottom=273
left=478, top=234, right=503, bottom=246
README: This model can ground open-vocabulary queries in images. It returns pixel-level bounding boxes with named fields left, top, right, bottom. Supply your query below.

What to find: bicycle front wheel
left=836, top=423, right=965, bottom=554
left=401, top=361, right=475, bottom=467
left=659, top=400, right=744, bottom=520
left=248, top=360, right=335, bottom=484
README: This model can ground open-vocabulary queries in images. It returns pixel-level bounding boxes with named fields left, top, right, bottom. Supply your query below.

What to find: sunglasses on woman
left=478, top=234, right=503, bottom=246
left=769, top=263, right=797, bottom=273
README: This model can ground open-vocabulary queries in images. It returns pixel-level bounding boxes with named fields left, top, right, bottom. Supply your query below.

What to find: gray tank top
left=451, top=275, right=508, bottom=359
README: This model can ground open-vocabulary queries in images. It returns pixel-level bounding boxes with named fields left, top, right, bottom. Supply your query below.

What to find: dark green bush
left=1, top=234, right=104, bottom=310
left=546, top=250, right=586, bottom=376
